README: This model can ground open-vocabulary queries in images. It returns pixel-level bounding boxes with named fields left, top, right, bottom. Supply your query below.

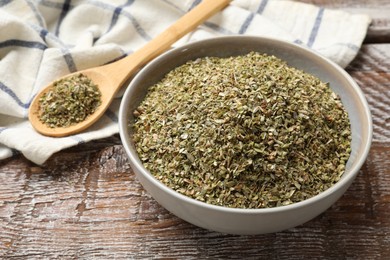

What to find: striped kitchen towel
left=0, top=0, right=371, bottom=164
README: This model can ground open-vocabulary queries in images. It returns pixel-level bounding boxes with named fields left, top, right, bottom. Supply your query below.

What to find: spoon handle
left=101, top=0, right=231, bottom=88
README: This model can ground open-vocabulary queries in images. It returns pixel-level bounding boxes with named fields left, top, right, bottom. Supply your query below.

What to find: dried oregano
left=132, top=52, right=351, bottom=209
left=38, top=73, right=101, bottom=128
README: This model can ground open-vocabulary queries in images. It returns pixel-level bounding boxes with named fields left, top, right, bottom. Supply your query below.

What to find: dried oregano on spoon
left=132, top=52, right=351, bottom=209
left=38, top=73, right=101, bottom=128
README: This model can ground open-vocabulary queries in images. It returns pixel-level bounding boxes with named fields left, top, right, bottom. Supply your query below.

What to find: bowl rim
left=119, top=35, right=373, bottom=214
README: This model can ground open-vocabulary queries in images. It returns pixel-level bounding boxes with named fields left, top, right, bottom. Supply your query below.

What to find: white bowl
left=119, top=36, right=372, bottom=235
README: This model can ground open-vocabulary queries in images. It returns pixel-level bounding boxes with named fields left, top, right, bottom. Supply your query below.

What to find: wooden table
left=1, top=1, right=389, bottom=258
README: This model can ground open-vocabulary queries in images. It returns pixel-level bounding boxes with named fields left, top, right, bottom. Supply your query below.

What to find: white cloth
left=0, top=0, right=371, bottom=165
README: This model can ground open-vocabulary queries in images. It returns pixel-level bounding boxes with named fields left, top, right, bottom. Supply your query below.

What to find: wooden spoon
left=29, top=0, right=230, bottom=137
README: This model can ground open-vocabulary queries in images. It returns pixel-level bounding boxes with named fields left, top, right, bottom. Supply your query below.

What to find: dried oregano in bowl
left=132, top=52, right=351, bottom=209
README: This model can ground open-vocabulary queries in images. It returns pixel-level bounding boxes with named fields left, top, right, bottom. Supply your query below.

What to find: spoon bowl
left=28, top=0, right=231, bottom=137
left=28, top=69, right=117, bottom=137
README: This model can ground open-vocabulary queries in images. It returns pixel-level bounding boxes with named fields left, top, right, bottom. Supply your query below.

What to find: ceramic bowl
left=118, top=36, right=372, bottom=235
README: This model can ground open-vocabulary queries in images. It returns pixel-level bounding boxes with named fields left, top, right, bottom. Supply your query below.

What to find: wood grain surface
left=1, top=0, right=389, bottom=259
